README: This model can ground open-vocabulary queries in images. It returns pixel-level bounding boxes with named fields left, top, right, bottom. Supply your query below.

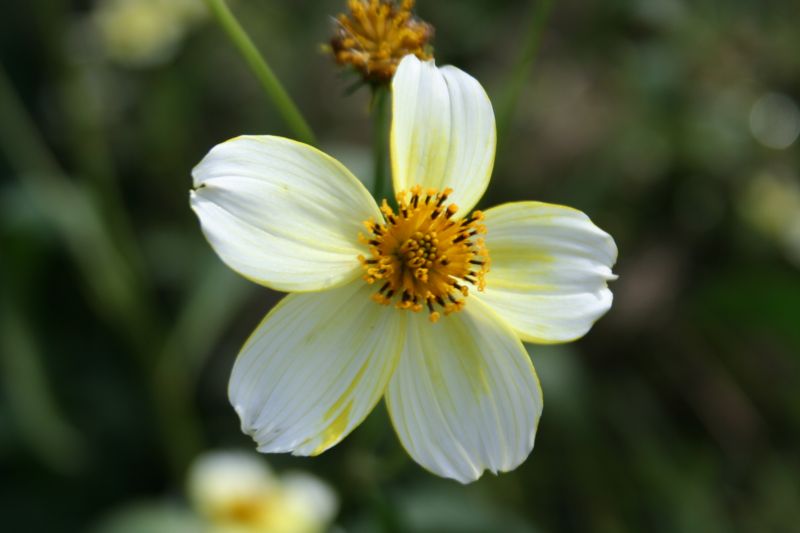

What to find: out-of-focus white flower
left=187, top=451, right=337, bottom=533
left=91, top=0, right=206, bottom=67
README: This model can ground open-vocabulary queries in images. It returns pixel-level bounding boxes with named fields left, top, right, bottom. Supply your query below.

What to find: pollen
left=358, top=186, right=490, bottom=322
left=329, top=0, right=434, bottom=83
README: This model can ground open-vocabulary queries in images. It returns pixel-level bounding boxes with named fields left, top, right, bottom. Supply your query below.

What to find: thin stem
left=371, top=85, right=391, bottom=202
left=496, top=0, right=555, bottom=143
left=203, top=0, right=316, bottom=145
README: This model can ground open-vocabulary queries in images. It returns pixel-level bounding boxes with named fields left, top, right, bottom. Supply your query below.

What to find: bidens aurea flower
left=188, top=451, right=337, bottom=533
left=190, top=55, right=617, bottom=483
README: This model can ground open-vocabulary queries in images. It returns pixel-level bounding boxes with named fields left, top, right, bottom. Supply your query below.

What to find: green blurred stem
left=0, top=64, right=200, bottom=479
left=158, top=263, right=251, bottom=384
left=59, top=64, right=150, bottom=286
left=0, top=304, right=87, bottom=474
left=154, top=262, right=252, bottom=468
left=371, top=85, right=391, bottom=201
left=0, top=64, right=155, bottom=361
left=0, top=68, right=60, bottom=177
left=202, top=0, right=316, bottom=145
left=496, top=0, right=555, bottom=143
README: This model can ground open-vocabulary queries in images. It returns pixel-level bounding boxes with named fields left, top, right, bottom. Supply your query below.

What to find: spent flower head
left=329, top=0, right=433, bottom=83
left=191, top=55, right=617, bottom=483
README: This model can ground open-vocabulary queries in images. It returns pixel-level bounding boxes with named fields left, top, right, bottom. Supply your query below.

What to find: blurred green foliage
left=1, top=0, right=800, bottom=531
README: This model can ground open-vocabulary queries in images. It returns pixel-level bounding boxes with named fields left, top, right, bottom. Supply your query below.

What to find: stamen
left=358, top=186, right=490, bottom=320
left=328, top=0, right=434, bottom=84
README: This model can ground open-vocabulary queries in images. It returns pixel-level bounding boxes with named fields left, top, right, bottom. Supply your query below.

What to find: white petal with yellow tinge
left=191, top=135, right=381, bottom=293
left=229, top=280, right=404, bottom=456
left=385, top=298, right=543, bottom=483
left=391, top=55, right=496, bottom=217
left=476, top=201, right=617, bottom=344
left=187, top=450, right=277, bottom=519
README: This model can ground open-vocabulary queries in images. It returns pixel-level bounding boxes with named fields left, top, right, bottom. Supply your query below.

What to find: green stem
left=496, top=0, right=555, bottom=143
left=371, top=85, right=391, bottom=202
left=202, top=0, right=316, bottom=145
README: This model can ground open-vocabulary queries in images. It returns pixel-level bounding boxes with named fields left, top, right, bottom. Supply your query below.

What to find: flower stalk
left=202, top=0, right=316, bottom=145
left=371, top=85, right=391, bottom=201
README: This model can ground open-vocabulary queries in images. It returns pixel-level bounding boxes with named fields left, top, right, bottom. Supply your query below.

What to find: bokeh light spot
left=749, top=92, right=800, bottom=150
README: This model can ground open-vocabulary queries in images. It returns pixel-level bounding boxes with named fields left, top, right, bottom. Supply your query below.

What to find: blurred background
left=2, top=0, right=799, bottom=531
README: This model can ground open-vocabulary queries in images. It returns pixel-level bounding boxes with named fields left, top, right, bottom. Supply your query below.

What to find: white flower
left=188, top=451, right=337, bottom=533
left=92, top=0, right=206, bottom=67
left=190, top=55, right=618, bottom=483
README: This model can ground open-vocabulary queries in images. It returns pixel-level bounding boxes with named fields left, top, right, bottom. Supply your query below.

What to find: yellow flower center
left=330, top=0, right=433, bottom=83
left=217, top=496, right=268, bottom=525
left=359, top=186, right=490, bottom=322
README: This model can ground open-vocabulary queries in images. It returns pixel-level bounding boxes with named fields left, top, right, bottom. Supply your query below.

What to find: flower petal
left=229, top=280, right=404, bottom=456
left=391, top=55, right=495, bottom=216
left=187, top=451, right=276, bottom=517
left=191, top=135, right=381, bottom=292
left=280, top=473, right=338, bottom=527
left=385, top=299, right=542, bottom=483
left=477, top=201, right=618, bottom=344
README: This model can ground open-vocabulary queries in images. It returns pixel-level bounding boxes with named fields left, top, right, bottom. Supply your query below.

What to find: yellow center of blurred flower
left=330, top=0, right=433, bottom=83
left=219, top=495, right=271, bottom=525
left=359, top=186, right=489, bottom=322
